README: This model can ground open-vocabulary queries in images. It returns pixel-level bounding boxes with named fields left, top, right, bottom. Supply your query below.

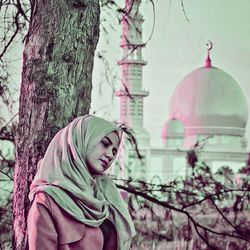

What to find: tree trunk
left=13, top=0, right=100, bottom=248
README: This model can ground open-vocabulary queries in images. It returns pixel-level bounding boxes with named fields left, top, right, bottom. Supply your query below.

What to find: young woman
left=27, top=115, right=135, bottom=250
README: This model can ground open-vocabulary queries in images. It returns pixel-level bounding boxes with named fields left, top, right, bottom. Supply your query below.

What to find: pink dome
left=169, top=66, right=248, bottom=136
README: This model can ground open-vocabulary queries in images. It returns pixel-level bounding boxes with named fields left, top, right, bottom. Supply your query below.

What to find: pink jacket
left=27, top=192, right=117, bottom=250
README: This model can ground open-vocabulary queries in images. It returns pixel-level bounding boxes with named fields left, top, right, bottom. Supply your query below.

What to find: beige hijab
left=29, top=115, right=135, bottom=249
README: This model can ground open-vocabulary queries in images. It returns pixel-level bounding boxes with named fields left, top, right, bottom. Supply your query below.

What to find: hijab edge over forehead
left=84, top=115, right=122, bottom=153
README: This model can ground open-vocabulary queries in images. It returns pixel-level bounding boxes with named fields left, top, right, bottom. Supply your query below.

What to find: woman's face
left=86, top=131, right=120, bottom=175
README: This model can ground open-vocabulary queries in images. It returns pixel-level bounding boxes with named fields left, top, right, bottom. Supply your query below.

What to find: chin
left=92, top=165, right=105, bottom=176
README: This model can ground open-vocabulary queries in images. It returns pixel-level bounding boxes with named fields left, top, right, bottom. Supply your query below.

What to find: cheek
left=87, top=145, right=103, bottom=161
left=86, top=154, right=92, bottom=167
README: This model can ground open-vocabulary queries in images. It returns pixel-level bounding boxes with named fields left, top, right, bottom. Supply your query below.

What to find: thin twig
left=180, top=0, right=189, bottom=23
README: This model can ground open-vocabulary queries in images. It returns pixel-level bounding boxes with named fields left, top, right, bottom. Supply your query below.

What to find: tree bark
left=13, top=0, right=100, bottom=248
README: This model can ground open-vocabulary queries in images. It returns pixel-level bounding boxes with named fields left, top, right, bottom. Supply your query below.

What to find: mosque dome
left=169, top=59, right=248, bottom=136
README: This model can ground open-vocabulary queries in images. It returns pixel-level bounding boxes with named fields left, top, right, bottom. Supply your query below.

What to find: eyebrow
left=104, top=136, right=113, bottom=145
left=104, top=136, right=118, bottom=150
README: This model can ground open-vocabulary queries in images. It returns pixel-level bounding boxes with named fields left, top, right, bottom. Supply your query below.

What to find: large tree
left=13, top=0, right=100, bottom=248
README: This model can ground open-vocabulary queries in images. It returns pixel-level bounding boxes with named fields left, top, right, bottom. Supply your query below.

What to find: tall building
left=116, top=0, right=150, bottom=180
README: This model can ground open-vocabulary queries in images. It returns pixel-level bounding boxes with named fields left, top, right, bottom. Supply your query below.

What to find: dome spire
left=205, top=40, right=213, bottom=68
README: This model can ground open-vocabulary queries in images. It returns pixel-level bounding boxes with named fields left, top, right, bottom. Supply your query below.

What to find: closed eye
left=102, top=136, right=118, bottom=156
left=101, top=140, right=109, bottom=148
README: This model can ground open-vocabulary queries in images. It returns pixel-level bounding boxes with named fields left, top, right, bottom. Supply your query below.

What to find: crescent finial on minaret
left=205, top=40, right=213, bottom=68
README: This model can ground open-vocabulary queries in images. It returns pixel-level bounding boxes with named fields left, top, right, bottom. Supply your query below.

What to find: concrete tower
left=116, top=0, right=150, bottom=180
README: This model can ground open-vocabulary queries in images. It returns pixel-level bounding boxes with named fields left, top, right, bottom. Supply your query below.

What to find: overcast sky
left=3, top=0, right=250, bottom=149
left=91, top=0, right=250, bottom=147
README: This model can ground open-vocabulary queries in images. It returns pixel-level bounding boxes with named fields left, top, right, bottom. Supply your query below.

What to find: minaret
left=116, top=0, right=150, bottom=181
left=116, top=0, right=149, bottom=131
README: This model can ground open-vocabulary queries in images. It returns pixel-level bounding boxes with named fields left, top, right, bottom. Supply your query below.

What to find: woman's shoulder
left=28, top=194, right=105, bottom=248
left=30, top=192, right=89, bottom=245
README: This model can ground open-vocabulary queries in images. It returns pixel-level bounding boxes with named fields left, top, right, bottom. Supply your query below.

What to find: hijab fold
left=29, top=115, right=135, bottom=249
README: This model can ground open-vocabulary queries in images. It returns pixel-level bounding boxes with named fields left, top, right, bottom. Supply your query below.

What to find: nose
left=104, top=148, right=114, bottom=161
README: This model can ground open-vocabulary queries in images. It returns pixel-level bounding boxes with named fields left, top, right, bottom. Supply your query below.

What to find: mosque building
left=115, top=0, right=249, bottom=183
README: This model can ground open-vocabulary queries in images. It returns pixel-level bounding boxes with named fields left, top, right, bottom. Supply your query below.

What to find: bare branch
left=0, top=10, right=19, bottom=60
left=180, top=0, right=190, bottom=23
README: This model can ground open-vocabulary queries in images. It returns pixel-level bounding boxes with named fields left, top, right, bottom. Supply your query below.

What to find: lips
left=100, top=159, right=109, bottom=168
